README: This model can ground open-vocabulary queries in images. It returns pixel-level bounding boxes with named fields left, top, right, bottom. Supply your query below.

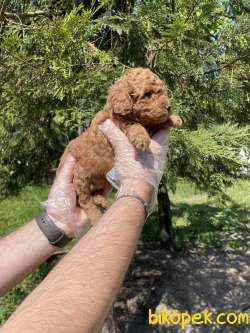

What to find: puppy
left=59, top=68, right=182, bottom=224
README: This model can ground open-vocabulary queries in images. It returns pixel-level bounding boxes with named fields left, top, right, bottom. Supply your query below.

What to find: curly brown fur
left=59, top=68, right=182, bottom=224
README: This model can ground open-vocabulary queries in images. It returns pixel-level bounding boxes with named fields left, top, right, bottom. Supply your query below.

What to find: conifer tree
left=0, top=1, right=249, bottom=237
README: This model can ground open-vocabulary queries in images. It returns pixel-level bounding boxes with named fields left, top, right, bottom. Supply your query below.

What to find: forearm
left=1, top=184, right=152, bottom=333
left=0, top=219, right=55, bottom=296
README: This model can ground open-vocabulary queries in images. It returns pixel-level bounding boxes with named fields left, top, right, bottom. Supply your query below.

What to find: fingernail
left=98, top=119, right=111, bottom=132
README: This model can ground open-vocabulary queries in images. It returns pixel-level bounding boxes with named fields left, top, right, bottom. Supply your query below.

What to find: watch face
left=36, top=213, right=71, bottom=248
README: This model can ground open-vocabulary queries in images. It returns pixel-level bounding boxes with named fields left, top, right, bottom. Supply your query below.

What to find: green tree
left=0, top=0, right=249, bottom=233
left=0, top=1, right=121, bottom=193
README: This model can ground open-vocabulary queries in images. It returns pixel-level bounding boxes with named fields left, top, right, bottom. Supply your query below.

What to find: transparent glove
left=99, top=120, right=169, bottom=214
left=43, top=154, right=90, bottom=238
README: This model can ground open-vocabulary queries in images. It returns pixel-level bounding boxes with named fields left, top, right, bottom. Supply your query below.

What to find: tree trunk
left=157, top=174, right=174, bottom=248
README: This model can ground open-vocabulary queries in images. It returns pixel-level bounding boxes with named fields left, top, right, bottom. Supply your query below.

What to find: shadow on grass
left=172, top=202, right=250, bottom=247
left=143, top=201, right=249, bottom=248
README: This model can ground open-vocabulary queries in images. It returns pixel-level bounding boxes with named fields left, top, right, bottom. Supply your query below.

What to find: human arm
left=0, top=219, right=55, bottom=296
left=1, top=183, right=151, bottom=333
left=1, top=120, right=168, bottom=333
left=0, top=154, right=89, bottom=296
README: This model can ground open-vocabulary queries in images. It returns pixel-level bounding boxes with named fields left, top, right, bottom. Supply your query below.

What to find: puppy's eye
left=129, top=93, right=137, bottom=101
left=167, top=106, right=172, bottom=112
left=143, top=91, right=152, bottom=98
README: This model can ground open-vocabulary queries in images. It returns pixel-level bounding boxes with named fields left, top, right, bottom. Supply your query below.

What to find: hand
left=43, top=154, right=89, bottom=238
left=99, top=119, right=169, bottom=212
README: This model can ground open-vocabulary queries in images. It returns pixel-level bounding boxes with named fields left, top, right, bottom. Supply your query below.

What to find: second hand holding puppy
left=99, top=119, right=169, bottom=214
left=58, top=68, right=182, bottom=225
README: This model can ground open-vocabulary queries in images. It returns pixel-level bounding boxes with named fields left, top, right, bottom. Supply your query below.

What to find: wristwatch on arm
left=36, top=212, right=71, bottom=248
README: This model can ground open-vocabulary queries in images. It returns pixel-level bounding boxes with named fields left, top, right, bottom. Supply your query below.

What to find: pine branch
left=4, top=10, right=49, bottom=19
left=185, top=0, right=200, bottom=23
left=178, top=56, right=246, bottom=78
left=0, top=0, right=10, bottom=21
left=203, top=57, right=246, bottom=76
left=170, top=0, right=175, bottom=13
left=213, top=13, right=236, bottom=20
left=240, top=0, right=250, bottom=13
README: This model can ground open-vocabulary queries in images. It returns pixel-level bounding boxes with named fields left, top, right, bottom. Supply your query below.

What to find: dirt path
left=114, top=232, right=250, bottom=332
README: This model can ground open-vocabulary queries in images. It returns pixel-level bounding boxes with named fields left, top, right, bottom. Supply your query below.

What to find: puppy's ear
left=107, top=84, right=133, bottom=115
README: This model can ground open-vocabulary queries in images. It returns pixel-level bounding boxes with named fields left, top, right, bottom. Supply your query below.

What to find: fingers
left=56, top=154, right=76, bottom=184
left=98, top=119, right=131, bottom=152
left=99, top=119, right=169, bottom=157
left=151, top=128, right=169, bottom=145
left=150, top=129, right=169, bottom=154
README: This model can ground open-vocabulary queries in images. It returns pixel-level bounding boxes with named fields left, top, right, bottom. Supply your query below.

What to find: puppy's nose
left=166, top=106, right=171, bottom=114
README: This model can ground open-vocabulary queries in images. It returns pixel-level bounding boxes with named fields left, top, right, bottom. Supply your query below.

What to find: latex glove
left=43, top=154, right=90, bottom=238
left=99, top=119, right=169, bottom=213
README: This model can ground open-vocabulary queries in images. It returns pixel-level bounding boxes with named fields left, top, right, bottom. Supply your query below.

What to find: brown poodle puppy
left=59, top=68, right=182, bottom=224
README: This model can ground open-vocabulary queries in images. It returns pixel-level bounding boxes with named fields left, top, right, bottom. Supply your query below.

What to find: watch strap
left=36, top=212, right=71, bottom=248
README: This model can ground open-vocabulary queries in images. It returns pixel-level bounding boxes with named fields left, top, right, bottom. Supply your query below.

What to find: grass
left=172, top=178, right=250, bottom=207
left=0, top=185, right=49, bottom=236
left=0, top=179, right=250, bottom=325
left=0, top=185, right=50, bottom=324
left=171, top=179, right=250, bottom=247
left=145, top=179, right=250, bottom=246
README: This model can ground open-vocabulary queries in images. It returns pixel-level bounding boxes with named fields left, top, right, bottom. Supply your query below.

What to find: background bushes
left=0, top=0, right=249, bottom=196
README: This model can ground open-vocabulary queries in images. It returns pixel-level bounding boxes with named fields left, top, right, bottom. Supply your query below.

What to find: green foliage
left=0, top=0, right=249, bottom=196
left=0, top=185, right=48, bottom=235
left=171, top=178, right=250, bottom=247
left=0, top=184, right=49, bottom=325
left=0, top=3, right=121, bottom=194
left=169, top=124, right=250, bottom=195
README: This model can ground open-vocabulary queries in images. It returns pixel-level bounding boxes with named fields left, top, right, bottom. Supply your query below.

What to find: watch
left=36, top=212, right=71, bottom=248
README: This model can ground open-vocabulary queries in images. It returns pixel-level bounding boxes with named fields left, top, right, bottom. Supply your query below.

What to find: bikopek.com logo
left=148, top=308, right=249, bottom=329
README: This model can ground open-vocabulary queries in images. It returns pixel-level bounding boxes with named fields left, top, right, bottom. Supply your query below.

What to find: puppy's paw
left=167, top=115, right=182, bottom=128
left=126, top=124, right=151, bottom=150
left=93, top=195, right=108, bottom=211
left=130, top=134, right=151, bottom=151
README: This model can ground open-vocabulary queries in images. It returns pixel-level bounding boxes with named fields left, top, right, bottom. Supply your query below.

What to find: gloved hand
left=43, top=154, right=90, bottom=237
left=99, top=119, right=169, bottom=214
